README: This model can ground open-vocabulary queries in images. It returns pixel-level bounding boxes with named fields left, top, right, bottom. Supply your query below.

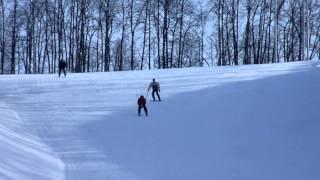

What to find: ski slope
left=0, top=61, right=320, bottom=180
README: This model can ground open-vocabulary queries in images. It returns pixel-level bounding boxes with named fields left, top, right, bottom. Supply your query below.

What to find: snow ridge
left=0, top=103, right=65, bottom=180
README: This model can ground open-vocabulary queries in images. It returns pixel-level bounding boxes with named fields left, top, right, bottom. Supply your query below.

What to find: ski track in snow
left=0, top=61, right=319, bottom=180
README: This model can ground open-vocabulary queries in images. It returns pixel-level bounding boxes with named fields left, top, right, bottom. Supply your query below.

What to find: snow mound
left=0, top=103, right=65, bottom=180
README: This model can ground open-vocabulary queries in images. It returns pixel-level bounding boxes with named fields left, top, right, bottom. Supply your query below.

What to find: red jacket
left=138, top=96, right=146, bottom=106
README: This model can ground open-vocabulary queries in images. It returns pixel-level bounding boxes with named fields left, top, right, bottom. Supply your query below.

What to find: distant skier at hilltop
left=148, top=78, right=161, bottom=101
left=58, top=59, right=67, bottom=77
left=137, top=95, right=148, bottom=116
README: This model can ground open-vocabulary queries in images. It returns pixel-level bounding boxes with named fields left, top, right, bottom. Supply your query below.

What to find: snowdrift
left=0, top=103, right=64, bottom=180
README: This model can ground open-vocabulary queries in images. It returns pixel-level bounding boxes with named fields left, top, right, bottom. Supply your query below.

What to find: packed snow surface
left=0, top=61, right=319, bottom=180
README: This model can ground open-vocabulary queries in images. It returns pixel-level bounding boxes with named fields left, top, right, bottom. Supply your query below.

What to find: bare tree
left=10, top=0, right=18, bottom=74
left=0, top=0, right=5, bottom=74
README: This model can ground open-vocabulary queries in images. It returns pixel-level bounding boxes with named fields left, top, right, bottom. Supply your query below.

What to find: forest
left=0, top=0, right=319, bottom=74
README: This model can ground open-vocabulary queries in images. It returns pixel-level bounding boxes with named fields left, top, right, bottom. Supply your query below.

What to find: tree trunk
left=10, top=0, right=17, bottom=74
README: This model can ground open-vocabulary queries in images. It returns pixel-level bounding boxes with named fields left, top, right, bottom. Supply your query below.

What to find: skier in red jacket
left=137, top=95, right=148, bottom=116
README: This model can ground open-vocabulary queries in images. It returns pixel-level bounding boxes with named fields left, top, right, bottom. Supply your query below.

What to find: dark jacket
left=148, top=81, right=160, bottom=91
left=59, top=60, right=67, bottom=69
left=138, top=96, right=146, bottom=106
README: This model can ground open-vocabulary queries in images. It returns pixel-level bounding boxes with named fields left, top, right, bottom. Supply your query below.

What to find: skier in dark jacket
left=137, top=95, right=148, bottom=116
left=58, top=59, right=67, bottom=77
left=147, top=78, right=161, bottom=101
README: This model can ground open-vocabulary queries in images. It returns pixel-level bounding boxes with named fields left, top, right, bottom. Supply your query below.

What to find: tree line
left=0, top=0, right=319, bottom=74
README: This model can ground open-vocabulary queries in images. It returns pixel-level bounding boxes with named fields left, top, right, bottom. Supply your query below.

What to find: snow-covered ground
left=0, top=61, right=320, bottom=180
left=0, top=103, right=64, bottom=180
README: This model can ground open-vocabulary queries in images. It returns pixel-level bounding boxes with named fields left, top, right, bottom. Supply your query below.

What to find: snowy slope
left=0, top=61, right=319, bottom=180
left=0, top=103, right=64, bottom=180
